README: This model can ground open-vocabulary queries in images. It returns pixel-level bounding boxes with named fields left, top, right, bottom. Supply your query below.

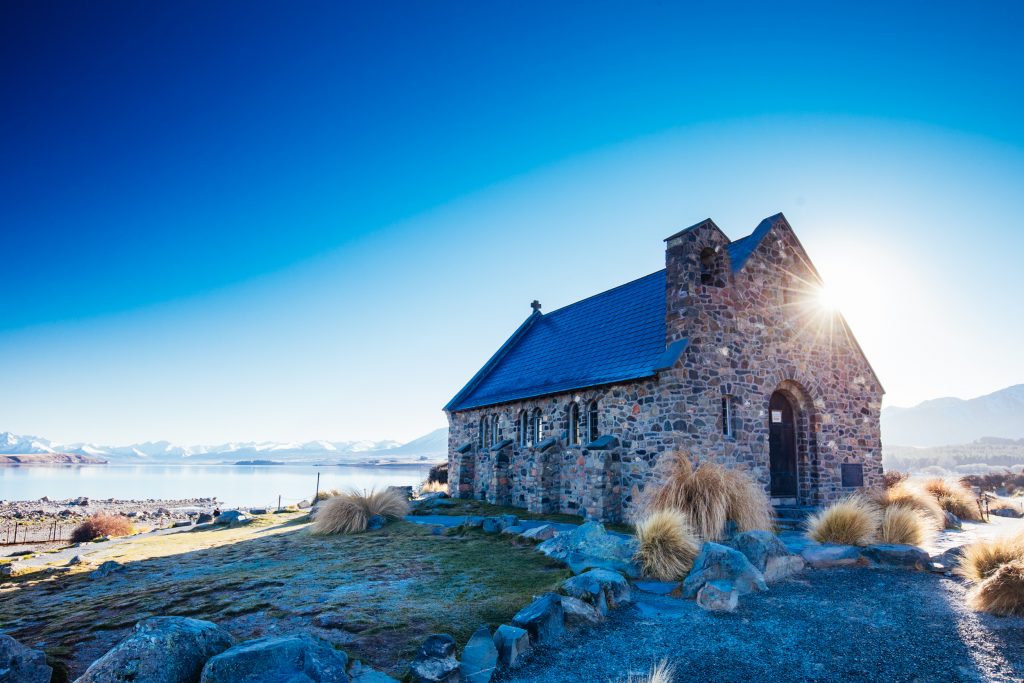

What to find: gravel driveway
left=498, top=567, right=1024, bottom=683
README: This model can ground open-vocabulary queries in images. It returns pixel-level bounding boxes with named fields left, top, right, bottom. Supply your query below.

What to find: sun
left=815, top=284, right=840, bottom=312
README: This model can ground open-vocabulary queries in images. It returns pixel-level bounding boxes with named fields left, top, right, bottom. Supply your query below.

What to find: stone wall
left=446, top=216, right=883, bottom=522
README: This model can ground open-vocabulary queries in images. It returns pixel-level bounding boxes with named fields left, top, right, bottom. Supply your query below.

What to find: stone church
left=444, top=213, right=883, bottom=522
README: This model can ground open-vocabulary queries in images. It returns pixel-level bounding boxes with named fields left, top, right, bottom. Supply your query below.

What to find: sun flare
left=815, top=285, right=840, bottom=312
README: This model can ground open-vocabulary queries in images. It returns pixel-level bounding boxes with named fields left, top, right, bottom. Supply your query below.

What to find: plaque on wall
left=771, top=410, right=783, bottom=423
left=841, top=463, right=864, bottom=488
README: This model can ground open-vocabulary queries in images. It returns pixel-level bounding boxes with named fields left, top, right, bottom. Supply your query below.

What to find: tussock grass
left=633, top=509, right=700, bottom=581
left=622, top=660, right=674, bottom=683
left=311, top=488, right=410, bottom=535
left=70, top=513, right=134, bottom=543
left=314, top=489, right=340, bottom=502
left=922, top=478, right=982, bottom=521
left=645, top=453, right=771, bottom=540
left=872, top=481, right=946, bottom=528
left=955, top=533, right=1024, bottom=583
left=967, top=559, right=1024, bottom=616
left=878, top=504, right=935, bottom=546
left=805, top=495, right=881, bottom=546
left=419, top=480, right=448, bottom=494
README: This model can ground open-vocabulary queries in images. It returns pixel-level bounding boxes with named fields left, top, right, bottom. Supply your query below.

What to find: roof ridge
left=545, top=269, right=666, bottom=317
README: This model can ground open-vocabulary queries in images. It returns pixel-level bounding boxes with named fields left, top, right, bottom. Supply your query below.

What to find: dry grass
left=311, top=488, right=411, bottom=535
left=882, top=470, right=909, bottom=489
left=921, top=478, right=982, bottom=521
left=967, top=559, right=1024, bottom=616
left=314, top=489, right=340, bottom=502
left=872, top=481, right=946, bottom=528
left=878, top=504, right=935, bottom=546
left=644, top=453, right=770, bottom=540
left=805, top=495, right=881, bottom=546
left=955, top=533, right=1024, bottom=583
left=419, top=480, right=448, bottom=494
left=633, top=509, right=700, bottom=581
left=70, top=513, right=135, bottom=543
left=622, top=660, right=674, bottom=683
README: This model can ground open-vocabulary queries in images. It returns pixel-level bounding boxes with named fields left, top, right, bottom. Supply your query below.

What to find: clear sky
left=2, top=1, right=1023, bottom=445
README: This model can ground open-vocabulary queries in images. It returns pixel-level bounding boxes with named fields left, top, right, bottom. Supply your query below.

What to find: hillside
left=882, top=384, right=1024, bottom=447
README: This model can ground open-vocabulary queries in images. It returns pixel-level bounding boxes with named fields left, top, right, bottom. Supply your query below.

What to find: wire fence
left=1, top=520, right=72, bottom=546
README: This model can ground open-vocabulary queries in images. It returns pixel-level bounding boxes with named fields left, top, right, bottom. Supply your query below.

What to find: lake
left=0, top=463, right=435, bottom=507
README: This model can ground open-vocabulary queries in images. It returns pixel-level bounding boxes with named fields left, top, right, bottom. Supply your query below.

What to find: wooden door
left=769, top=392, right=798, bottom=497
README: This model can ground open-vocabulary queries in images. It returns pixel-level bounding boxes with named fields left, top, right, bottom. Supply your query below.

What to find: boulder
left=0, top=564, right=14, bottom=578
left=424, top=498, right=456, bottom=509
left=696, top=580, right=738, bottom=612
left=800, top=544, right=865, bottom=568
left=0, top=634, right=52, bottom=683
left=249, top=508, right=269, bottom=515
left=200, top=634, right=349, bottom=683
left=481, top=517, right=505, bottom=533
left=172, top=520, right=193, bottom=528
left=992, top=507, right=1023, bottom=518
left=408, top=634, right=459, bottom=683
left=500, top=514, right=519, bottom=528
left=560, top=568, right=630, bottom=612
left=214, top=510, right=249, bottom=526
left=197, top=513, right=214, bottom=524
left=731, top=530, right=805, bottom=582
left=91, top=560, right=125, bottom=578
left=520, top=524, right=557, bottom=542
left=511, top=593, right=564, bottom=645
left=944, top=511, right=963, bottom=530
left=74, top=496, right=90, bottom=506
left=348, top=661, right=400, bottom=683
left=501, top=525, right=526, bottom=535
left=537, top=521, right=640, bottom=577
left=297, top=500, right=312, bottom=509
left=932, top=545, right=966, bottom=573
left=559, top=596, right=604, bottom=626
left=77, top=616, right=234, bottom=683
left=682, top=542, right=767, bottom=598
left=463, top=516, right=485, bottom=529
left=459, top=626, right=498, bottom=683
left=863, top=544, right=930, bottom=570
left=387, top=485, right=414, bottom=499
left=67, top=554, right=85, bottom=566
left=491, top=625, right=531, bottom=668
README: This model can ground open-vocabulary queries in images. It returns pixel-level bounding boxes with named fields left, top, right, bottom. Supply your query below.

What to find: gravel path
left=499, top=568, right=1024, bottom=683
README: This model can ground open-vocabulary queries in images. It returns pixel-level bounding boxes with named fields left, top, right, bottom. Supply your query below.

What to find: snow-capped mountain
left=882, top=384, right=1024, bottom=447
left=0, top=430, right=438, bottom=464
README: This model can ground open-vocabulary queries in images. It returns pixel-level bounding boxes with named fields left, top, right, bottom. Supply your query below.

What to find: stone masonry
left=444, top=214, right=884, bottom=522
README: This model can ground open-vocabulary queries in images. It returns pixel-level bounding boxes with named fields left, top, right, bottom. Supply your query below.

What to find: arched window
left=568, top=402, right=581, bottom=446
left=479, top=416, right=489, bottom=449
left=519, top=410, right=529, bottom=447
left=587, top=401, right=600, bottom=442
left=491, top=414, right=500, bottom=446
left=700, top=247, right=719, bottom=286
left=530, top=408, right=543, bottom=446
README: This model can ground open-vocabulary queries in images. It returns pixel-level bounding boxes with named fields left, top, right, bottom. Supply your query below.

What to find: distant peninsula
left=0, top=453, right=108, bottom=465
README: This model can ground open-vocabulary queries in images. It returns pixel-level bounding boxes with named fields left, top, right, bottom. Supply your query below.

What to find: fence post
left=314, top=472, right=320, bottom=505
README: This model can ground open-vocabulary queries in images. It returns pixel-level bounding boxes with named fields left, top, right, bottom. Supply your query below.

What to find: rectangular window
left=722, top=396, right=736, bottom=438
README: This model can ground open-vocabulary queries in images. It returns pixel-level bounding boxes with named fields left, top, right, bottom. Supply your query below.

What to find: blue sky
left=2, top=1, right=1023, bottom=444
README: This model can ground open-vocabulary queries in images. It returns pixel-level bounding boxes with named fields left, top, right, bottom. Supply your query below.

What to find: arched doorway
left=768, top=391, right=798, bottom=498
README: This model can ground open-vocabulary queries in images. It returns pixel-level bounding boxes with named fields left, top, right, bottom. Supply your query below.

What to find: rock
left=0, top=564, right=13, bottom=578
left=481, top=517, right=505, bottom=533
left=537, top=521, right=640, bottom=577
left=863, top=544, right=930, bottom=570
left=492, top=625, right=531, bottom=668
left=249, top=508, right=269, bottom=515
left=632, top=579, right=681, bottom=596
left=408, top=634, right=459, bottom=683
left=197, top=513, right=214, bottom=524
left=696, top=580, right=738, bottom=612
left=463, top=516, right=485, bottom=529
left=459, top=626, right=498, bottom=683
left=348, top=661, right=400, bottom=683
left=731, top=530, right=805, bottom=582
left=214, top=510, right=249, bottom=526
left=520, top=524, right=557, bottom=541
left=682, top=542, right=767, bottom=598
left=417, top=492, right=450, bottom=502
left=992, top=507, right=1023, bottom=518
left=387, top=485, right=413, bottom=499
left=67, top=555, right=85, bottom=566
left=500, top=514, right=519, bottom=528
left=172, top=520, right=193, bottom=528
left=560, top=568, right=630, bottom=612
left=800, top=544, right=866, bottom=568
left=512, top=593, right=564, bottom=645
left=559, top=596, right=604, bottom=626
left=297, top=500, right=312, bottom=509
left=367, top=515, right=387, bottom=530
left=156, top=507, right=171, bottom=516
left=74, top=496, right=90, bottom=506
left=932, top=545, right=966, bottom=573
left=501, top=525, right=526, bottom=535
left=944, top=511, right=963, bottom=529
left=0, top=633, right=52, bottom=683
left=91, top=560, right=125, bottom=578
left=200, top=634, right=349, bottom=683
left=77, top=616, right=234, bottom=683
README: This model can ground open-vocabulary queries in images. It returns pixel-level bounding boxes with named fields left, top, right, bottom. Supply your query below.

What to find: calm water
left=0, top=464, right=434, bottom=508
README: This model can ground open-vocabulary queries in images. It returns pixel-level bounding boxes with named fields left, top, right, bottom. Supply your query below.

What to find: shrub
left=805, top=495, right=881, bottom=546
left=314, top=489, right=340, bottom=503
left=872, top=481, right=946, bottom=528
left=955, top=533, right=1024, bottom=583
left=70, top=513, right=135, bottom=543
left=311, top=488, right=411, bottom=535
left=967, top=559, right=1024, bottom=616
left=921, top=478, right=982, bottom=521
left=882, top=470, right=909, bottom=489
left=878, top=504, right=935, bottom=546
left=427, top=462, right=448, bottom=485
left=644, top=454, right=771, bottom=540
left=634, top=509, right=700, bottom=581
left=622, top=660, right=674, bottom=683
left=419, top=480, right=448, bottom=494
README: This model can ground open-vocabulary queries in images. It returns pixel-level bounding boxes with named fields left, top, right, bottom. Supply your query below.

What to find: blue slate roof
left=446, top=270, right=676, bottom=412
left=725, top=213, right=781, bottom=272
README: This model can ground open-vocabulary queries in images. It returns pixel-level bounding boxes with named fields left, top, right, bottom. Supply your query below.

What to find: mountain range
left=0, top=427, right=448, bottom=465
left=881, top=384, right=1024, bottom=447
